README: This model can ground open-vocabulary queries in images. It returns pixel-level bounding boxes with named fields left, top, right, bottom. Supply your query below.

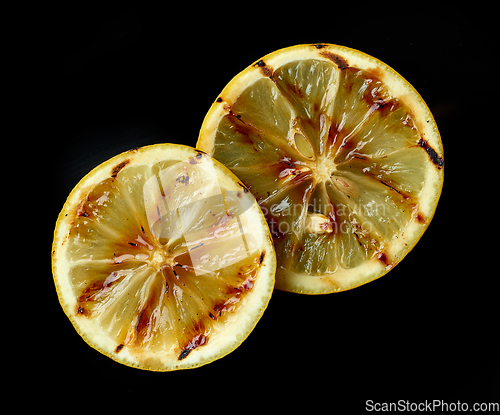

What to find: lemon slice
left=52, top=144, right=275, bottom=370
left=197, top=44, right=444, bottom=294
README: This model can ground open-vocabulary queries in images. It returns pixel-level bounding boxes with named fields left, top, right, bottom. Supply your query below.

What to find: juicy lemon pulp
left=52, top=144, right=275, bottom=370
left=197, top=44, right=444, bottom=293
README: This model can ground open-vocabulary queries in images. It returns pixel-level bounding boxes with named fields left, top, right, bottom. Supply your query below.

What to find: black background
left=45, top=8, right=497, bottom=408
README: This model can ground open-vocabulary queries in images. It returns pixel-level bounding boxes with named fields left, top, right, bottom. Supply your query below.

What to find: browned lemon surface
left=198, top=45, right=444, bottom=293
left=53, top=145, right=275, bottom=369
left=69, top=175, right=263, bottom=356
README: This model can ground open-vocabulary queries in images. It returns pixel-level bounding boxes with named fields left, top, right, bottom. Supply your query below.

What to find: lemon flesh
left=52, top=144, right=275, bottom=370
left=197, top=44, right=444, bottom=294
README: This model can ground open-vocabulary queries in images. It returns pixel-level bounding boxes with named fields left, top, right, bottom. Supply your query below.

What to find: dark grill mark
left=418, top=138, right=444, bottom=169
